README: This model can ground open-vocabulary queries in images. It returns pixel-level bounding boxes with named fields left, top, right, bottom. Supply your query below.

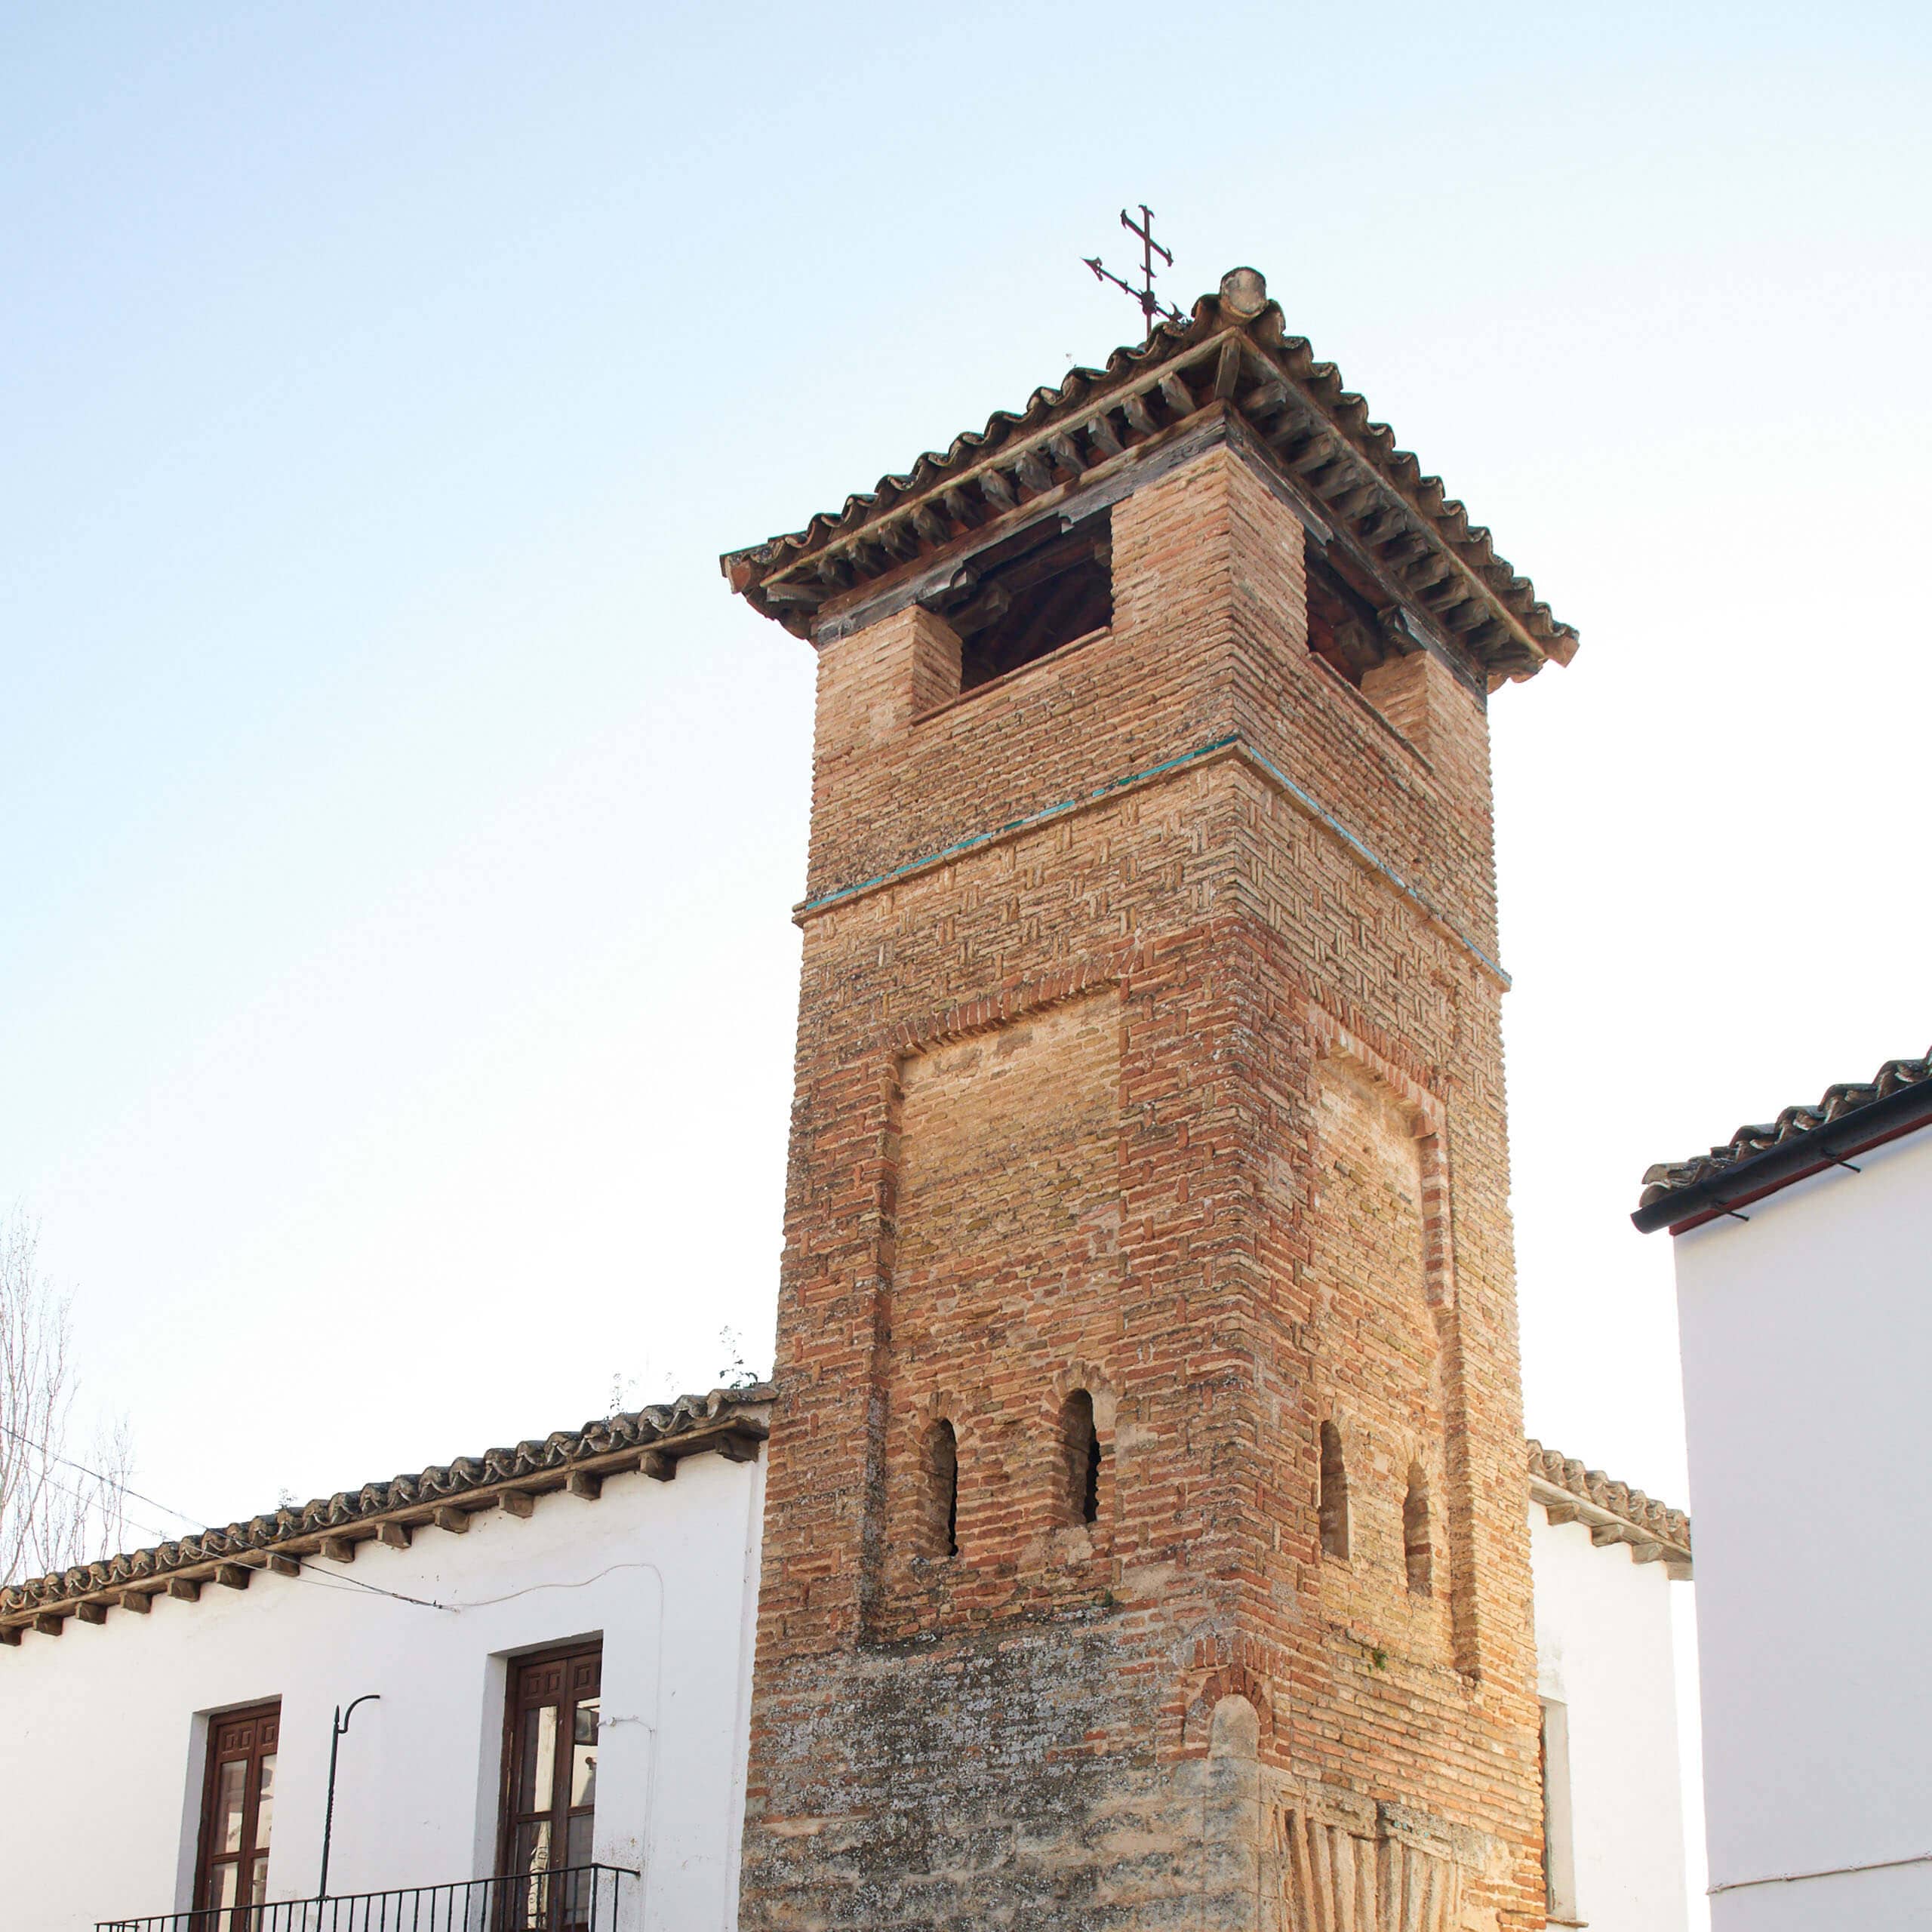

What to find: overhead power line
left=0, top=1417, right=206, bottom=1530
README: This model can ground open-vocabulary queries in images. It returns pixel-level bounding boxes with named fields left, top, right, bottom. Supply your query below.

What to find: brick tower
left=722, top=267, right=1575, bottom=1932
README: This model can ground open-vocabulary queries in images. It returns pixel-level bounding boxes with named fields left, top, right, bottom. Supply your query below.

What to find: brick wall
left=740, top=440, right=1546, bottom=1931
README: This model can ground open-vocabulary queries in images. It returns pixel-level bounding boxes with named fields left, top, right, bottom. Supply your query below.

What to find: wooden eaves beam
left=748, top=325, right=1555, bottom=684
left=1530, top=1476, right=1691, bottom=1578
left=0, top=1414, right=771, bottom=1644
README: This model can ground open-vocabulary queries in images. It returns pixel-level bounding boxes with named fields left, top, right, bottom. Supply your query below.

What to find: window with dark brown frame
left=499, top=1640, right=602, bottom=1927
left=193, top=1700, right=279, bottom=1923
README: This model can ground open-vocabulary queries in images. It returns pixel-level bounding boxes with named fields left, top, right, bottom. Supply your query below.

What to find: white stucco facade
left=0, top=1446, right=764, bottom=1932
left=1671, top=1123, right=1932, bottom=1931
left=1529, top=1505, right=1689, bottom=1931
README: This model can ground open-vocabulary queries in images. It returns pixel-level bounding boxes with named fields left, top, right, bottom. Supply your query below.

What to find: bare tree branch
left=0, top=1211, right=134, bottom=1583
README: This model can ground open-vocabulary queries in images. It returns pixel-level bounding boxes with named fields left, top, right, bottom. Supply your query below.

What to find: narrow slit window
left=1318, top=1421, right=1349, bottom=1561
left=930, top=1419, right=960, bottom=1558
left=1404, top=1463, right=1433, bottom=1597
left=1062, top=1390, right=1102, bottom=1527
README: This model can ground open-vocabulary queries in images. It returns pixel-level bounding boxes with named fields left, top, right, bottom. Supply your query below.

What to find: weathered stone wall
left=740, top=441, right=1545, bottom=1932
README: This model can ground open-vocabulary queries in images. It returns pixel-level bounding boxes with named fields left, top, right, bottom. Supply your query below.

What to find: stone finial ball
left=1218, top=266, right=1268, bottom=318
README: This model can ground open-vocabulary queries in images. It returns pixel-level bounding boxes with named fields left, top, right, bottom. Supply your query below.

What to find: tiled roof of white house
left=1527, top=1438, right=1692, bottom=1578
left=0, top=1383, right=772, bottom=1644
left=1634, top=1044, right=1932, bottom=1233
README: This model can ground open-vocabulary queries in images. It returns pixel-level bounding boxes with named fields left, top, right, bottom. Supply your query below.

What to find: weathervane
left=1084, top=205, right=1185, bottom=339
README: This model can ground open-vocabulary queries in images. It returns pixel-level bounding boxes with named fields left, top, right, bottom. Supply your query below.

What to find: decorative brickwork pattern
left=878, top=992, right=1124, bottom=1619
left=1281, top=1810, right=1464, bottom=1932
left=739, top=426, right=1549, bottom=1930
left=1309, top=1053, right=1457, bottom=1671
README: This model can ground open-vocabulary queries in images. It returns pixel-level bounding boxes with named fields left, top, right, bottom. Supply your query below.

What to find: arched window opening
left=929, top=1419, right=960, bottom=1558
left=1404, top=1463, right=1433, bottom=1596
left=1062, top=1389, right=1102, bottom=1527
left=1318, top=1421, right=1349, bottom=1561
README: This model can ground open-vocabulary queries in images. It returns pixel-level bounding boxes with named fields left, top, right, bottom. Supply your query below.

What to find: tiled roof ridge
left=2, top=1383, right=772, bottom=1624
left=722, top=309, right=1196, bottom=568
left=1525, top=1438, right=1691, bottom=1557
left=1638, top=1047, right=1932, bottom=1211
left=722, top=267, right=1577, bottom=685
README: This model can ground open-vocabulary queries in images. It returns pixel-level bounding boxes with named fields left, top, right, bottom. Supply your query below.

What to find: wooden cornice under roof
left=723, top=266, right=1577, bottom=690
left=1527, top=1438, right=1692, bottom=1580
left=0, top=1386, right=771, bottom=1645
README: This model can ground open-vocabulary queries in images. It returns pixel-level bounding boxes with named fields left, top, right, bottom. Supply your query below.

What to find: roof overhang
left=1633, top=1057, right=1932, bottom=1235
left=1527, top=1440, right=1692, bottom=1580
left=1, top=1388, right=771, bottom=1644
left=723, top=267, right=1577, bottom=692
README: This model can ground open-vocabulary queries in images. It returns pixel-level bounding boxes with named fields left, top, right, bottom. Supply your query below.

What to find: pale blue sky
left=5, top=0, right=1927, bottom=1632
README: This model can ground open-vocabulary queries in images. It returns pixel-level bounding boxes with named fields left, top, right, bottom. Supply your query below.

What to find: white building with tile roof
left=0, top=1388, right=1687, bottom=1932
left=1638, top=1047, right=1932, bottom=1932
left=0, top=1390, right=768, bottom=1932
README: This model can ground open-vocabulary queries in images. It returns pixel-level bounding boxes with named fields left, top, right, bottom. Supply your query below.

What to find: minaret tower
left=723, top=267, right=1576, bottom=1932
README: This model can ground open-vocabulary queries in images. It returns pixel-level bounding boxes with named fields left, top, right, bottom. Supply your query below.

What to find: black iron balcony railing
left=97, top=1863, right=637, bottom=1932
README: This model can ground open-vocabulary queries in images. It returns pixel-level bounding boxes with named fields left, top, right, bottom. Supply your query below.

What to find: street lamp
left=317, top=1694, right=380, bottom=1900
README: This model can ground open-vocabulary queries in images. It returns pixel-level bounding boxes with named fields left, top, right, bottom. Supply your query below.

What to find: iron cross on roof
left=1084, top=205, right=1186, bottom=339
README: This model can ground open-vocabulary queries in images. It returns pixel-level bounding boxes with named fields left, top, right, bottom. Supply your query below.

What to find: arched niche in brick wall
left=1300, top=1006, right=1462, bottom=1666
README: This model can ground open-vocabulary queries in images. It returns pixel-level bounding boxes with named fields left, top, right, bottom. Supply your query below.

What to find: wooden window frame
left=192, top=1698, right=280, bottom=1921
left=496, top=1638, right=605, bottom=1890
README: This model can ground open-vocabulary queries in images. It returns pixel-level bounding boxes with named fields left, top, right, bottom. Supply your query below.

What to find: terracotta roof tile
left=1, top=1384, right=771, bottom=1638
left=722, top=267, right=1577, bottom=688
left=1526, top=1439, right=1692, bottom=1571
left=1638, top=1048, right=1932, bottom=1220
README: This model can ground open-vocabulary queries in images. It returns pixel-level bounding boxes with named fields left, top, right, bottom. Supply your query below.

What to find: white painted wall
left=0, top=1447, right=764, bottom=1932
left=1672, top=1124, right=1932, bottom=1931
left=1530, top=1505, right=1689, bottom=1932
